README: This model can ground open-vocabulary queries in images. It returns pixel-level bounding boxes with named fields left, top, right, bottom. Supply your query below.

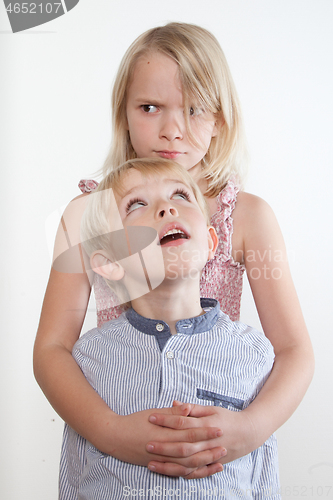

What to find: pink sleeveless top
left=79, top=178, right=245, bottom=326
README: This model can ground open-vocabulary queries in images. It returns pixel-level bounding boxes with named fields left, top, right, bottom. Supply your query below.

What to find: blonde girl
left=34, top=23, right=314, bottom=478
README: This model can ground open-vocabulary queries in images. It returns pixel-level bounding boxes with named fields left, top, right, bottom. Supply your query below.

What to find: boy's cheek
left=138, top=240, right=166, bottom=290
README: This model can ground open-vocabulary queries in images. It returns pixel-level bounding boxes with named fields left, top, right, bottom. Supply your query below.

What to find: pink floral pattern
left=79, top=178, right=245, bottom=327
left=78, top=179, right=99, bottom=193
left=200, top=178, right=245, bottom=321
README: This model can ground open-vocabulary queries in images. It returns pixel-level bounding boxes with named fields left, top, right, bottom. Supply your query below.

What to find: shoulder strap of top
left=216, top=178, right=239, bottom=212
left=211, top=177, right=240, bottom=261
left=78, top=179, right=99, bottom=193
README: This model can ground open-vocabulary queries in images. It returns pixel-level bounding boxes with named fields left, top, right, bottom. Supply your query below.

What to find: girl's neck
left=195, top=175, right=219, bottom=218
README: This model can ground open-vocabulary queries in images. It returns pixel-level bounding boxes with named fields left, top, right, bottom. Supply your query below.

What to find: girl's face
left=126, top=52, right=217, bottom=180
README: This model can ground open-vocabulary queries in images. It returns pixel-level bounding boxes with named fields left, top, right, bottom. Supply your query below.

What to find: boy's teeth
left=163, top=229, right=184, bottom=237
left=159, top=228, right=188, bottom=245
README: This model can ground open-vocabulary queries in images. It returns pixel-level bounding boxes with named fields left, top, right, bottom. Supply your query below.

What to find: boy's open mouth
left=159, top=228, right=189, bottom=246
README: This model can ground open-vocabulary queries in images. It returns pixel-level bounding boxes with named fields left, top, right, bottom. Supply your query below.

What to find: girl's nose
left=159, top=112, right=184, bottom=142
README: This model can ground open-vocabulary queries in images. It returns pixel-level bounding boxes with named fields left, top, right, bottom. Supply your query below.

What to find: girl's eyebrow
left=132, top=96, right=161, bottom=104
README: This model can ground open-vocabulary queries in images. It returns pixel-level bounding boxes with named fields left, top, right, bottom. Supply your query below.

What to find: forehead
left=128, top=52, right=182, bottom=95
left=117, top=169, right=193, bottom=195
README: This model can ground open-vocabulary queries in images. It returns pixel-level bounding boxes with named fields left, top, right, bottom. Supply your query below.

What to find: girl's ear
left=207, top=226, right=219, bottom=260
left=212, top=114, right=224, bottom=138
left=212, top=121, right=218, bottom=138
left=90, top=251, right=125, bottom=281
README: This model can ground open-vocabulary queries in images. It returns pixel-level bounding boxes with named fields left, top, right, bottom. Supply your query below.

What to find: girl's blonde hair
left=102, top=22, right=247, bottom=197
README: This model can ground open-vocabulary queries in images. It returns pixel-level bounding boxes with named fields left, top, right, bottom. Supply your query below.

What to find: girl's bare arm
left=233, top=192, right=314, bottom=446
left=34, top=194, right=117, bottom=450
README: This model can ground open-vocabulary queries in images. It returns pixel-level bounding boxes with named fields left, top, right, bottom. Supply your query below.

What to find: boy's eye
left=141, top=105, right=158, bottom=113
left=126, top=198, right=146, bottom=214
left=172, top=189, right=191, bottom=201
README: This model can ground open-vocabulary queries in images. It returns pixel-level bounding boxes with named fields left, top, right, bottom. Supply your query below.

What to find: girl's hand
left=147, top=402, right=256, bottom=479
left=108, top=405, right=226, bottom=478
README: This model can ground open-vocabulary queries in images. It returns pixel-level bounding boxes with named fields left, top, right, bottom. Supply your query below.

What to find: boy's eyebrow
left=121, top=179, right=191, bottom=198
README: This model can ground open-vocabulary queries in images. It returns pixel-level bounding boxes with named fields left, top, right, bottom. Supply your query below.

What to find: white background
left=1, top=1, right=333, bottom=499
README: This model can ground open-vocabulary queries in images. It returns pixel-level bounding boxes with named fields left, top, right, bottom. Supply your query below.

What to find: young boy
left=60, top=158, right=280, bottom=499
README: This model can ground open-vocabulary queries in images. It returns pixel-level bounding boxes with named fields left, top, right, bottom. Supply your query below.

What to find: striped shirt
left=59, top=298, right=280, bottom=499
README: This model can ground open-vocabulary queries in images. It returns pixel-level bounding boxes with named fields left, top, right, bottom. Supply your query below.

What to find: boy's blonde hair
left=102, top=22, right=247, bottom=197
left=82, top=158, right=210, bottom=303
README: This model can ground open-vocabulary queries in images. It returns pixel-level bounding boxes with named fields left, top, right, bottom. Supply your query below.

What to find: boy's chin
left=162, top=249, right=209, bottom=278
left=163, top=264, right=203, bottom=283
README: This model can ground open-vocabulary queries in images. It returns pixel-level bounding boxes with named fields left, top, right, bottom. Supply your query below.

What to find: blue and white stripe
left=59, top=299, right=280, bottom=499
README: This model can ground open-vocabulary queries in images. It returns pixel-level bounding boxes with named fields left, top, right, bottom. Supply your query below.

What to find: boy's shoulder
left=74, top=306, right=274, bottom=360
left=74, top=313, right=129, bottom=350
left=216, top=310, right=274, bottom=358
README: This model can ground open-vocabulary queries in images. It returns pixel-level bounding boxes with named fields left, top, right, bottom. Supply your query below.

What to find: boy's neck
left=131, top=279, right=204, bottom=335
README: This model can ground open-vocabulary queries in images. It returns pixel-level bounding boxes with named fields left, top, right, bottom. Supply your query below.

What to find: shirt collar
left=126, top=298, right=220, bottom=351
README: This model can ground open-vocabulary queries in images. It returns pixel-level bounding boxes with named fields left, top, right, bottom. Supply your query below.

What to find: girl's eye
left=126, top=198, right=146, bottom=214
left=141, top=105, right=158, bottom=113
left=172, top=189, right=191, bottom=201
left=189, top=107, right=203, bottom=117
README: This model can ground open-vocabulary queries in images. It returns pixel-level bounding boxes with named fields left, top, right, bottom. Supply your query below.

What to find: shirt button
left=156, top=323, right=164, bottom=332
left=182, top=322, right=192, bottom=329
left=166, top=351, right=174, bottom=359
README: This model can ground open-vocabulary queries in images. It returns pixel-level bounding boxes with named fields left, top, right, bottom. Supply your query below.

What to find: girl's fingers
left=152, top=403, right=217, bottom=425
left=183, top=462, right=224, bottom=480
left=186, top=404, right=218, bottom=418
left=149, top=412, right=209, bottom=430
left=148, top=461, right=223, bottom=479
left=172, top=400, right=183, bottom=406
left=147, top=447, right=226, bottom=475
left=148, top=462, right=197, bottom=477
left=146, top=429, right=223, bottom=457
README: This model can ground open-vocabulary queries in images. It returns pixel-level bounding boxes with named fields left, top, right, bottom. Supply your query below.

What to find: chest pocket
left=197, top=388, right=244, bottom=411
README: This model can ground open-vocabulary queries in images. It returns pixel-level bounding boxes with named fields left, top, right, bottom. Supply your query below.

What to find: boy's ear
left=90, top=251, right=125, bottom=281
left=207, top=226, right=219, bottom=260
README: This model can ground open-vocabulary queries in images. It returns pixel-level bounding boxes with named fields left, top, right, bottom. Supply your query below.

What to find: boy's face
left=115, top=169, right=217, bottom=285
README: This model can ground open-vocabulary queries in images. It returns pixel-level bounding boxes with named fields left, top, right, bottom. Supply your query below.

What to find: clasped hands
left=108, top=401, right=252, bottom=480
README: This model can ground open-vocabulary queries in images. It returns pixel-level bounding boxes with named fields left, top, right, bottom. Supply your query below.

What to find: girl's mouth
left=156, top=151, right=183, bottom=160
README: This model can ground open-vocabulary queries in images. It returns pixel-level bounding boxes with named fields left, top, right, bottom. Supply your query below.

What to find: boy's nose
left=157, top=205, right=178, bottom=218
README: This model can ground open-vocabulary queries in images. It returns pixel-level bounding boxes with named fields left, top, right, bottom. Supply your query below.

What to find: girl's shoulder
left=233, top=190, right=277, bottom=231
left=53, top=182, right=100, bottom=269
left=211, top=178, right=271, bottom=221
left=210, top=179, right=273, bottom=234
left=232, top=190, right=282, bottom=261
